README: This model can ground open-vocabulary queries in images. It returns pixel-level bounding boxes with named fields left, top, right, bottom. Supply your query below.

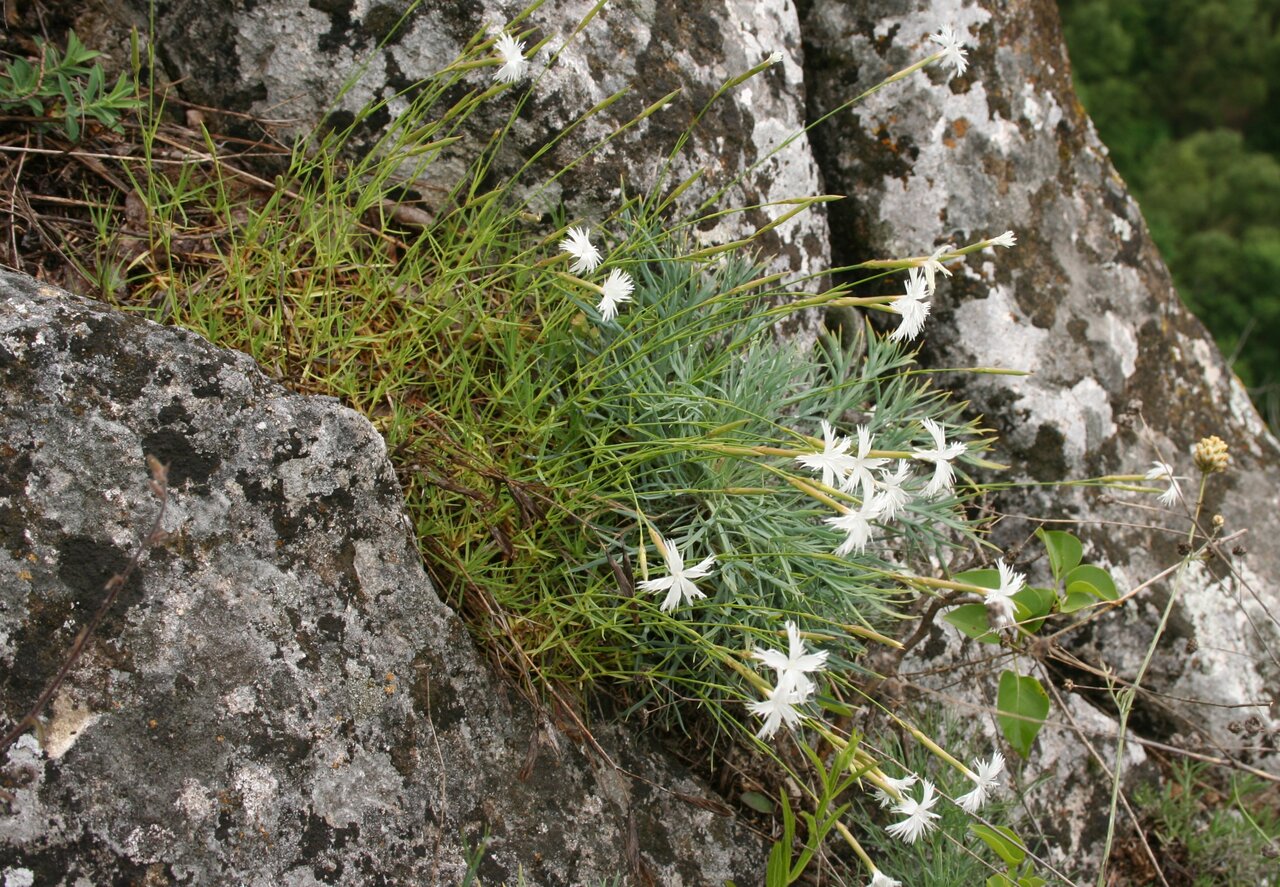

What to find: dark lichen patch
left=315, top=612, right=344, bottom=643
left=141, top=428, right=219, bottom=492
left=0, top=445, right=36, bottom=556
left=408, top=649, right=467, bottom=733
left=0, top=831, right=150, bottom=887
left=4, top=594, right=78, bottom=706
left=388, top=713, right=418, bottom=779
left=156, top=401, right=192, bottom=429
left=239, top=723, right=314, bottom=771
left=1018, top=423, right=1069, bottom=482
left=189, top=359, right=232, bottom=398
left=311, top=0, right=365, bottom=56
left=56, top=535, right=134, bottom=613
left=1126, top=314, right=1227, bottom=439
left=362, top=3, right=418, bottom=46
left=66, top=312, right=156, bottom=404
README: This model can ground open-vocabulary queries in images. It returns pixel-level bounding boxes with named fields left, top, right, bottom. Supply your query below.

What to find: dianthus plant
left=527, top=205, right=994, bottom=741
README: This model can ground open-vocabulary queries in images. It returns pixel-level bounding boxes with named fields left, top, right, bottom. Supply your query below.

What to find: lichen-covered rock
left=0, top=272, right=763, bottom=885
left=804, top=0, right=1280, bottom=865
left=121, top=0, right=829, bottom=286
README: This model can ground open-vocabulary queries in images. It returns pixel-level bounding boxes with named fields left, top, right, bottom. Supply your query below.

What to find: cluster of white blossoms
left=875, top=749, right=1005, bottom=848
left=796, top=417, right=967, bottom=558
left=748, top=622, right=829, bottom=739
left=558, top=226, right=635, bottom=321
left=891, top=232, right=1015, bottom=342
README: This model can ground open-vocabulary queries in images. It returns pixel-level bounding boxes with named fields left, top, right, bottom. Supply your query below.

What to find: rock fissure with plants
left=1, top=2, right=1277, bottom=885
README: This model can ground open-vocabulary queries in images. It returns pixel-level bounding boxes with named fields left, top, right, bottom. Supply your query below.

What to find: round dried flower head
left=1193, top=435, right=1230, bottom=474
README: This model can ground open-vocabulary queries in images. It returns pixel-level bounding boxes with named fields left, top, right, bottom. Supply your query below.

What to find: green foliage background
left=1059, top=0, right=1280, bottom=421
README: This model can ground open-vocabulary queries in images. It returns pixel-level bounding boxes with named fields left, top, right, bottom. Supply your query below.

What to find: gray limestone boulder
left=0, top=272, right=763, bottom=885
left=803, top=0, right=1280, bottom=868
left=116, top=0, right=830, bottom=286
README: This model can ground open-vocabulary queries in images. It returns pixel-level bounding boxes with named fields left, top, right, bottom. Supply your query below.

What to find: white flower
left=870, top=871, right=902, bottom=887
left=753, top=621, right=828, bottom=698
left=1145, top=460, right=1183, bottom=507
left=956, top=751, right=1005, bottom=813
left=492, top=32, right=529, bottom=85
left=987, top=230, right=1017, bottom=249
left=825, top=497, right=883, bottom=557
left=559, top=226, right=602, bottom=274
left=984, top=559, right=1025, bottom=631
left=596, top=268, right=634, bottom=322
left=886, top=779, right=941, bottom=843
left=796, top=420, right=857, bottom=490
left=889, top=268, right=931, bottom=342
left=929, top=26, right=970, bottom=77
left=874, top=772, right=919, bottom=808
left=996, top=559, right=1026, bottom=597
left=766, top=51, right=785, bottom=66
left=839, top=425, right=888, bottom=497
left=913, top=418, right=966, bottom=498
left=918, top=244, right=955, bottom=295
left=874, top=461, right=914, bottom=521
left=637, top=537, right=716, bottom=612
left=747, top=677, right=806, bottom=739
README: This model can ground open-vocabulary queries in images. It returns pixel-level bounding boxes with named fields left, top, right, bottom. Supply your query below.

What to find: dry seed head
left=1193, top=435, right=1230, bottom=474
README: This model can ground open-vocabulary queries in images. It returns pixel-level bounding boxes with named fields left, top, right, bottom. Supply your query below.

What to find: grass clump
left=1129, top=761, right=1280, bottom=886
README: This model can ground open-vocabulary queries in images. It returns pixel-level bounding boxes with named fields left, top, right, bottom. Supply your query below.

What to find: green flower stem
left=1098, top=468, right=1211, bottom=886
left=1188, top=473, right=1209, bottom=545
left=722, top=653, right=772, bottom=695
left=880, top=53, right=944, bottom=89
left=810, top=723, right=882, bottom=779
left=891, top=572, right=992, bottom=596
left=893, top=715, right=972, bottom=777
left=780, top=472, right=846, bottom=510
left=834, top=820, right=878, bottom=874
left=839, top=623, right=904, bottom=649
left=775, top=291, right=898, bottom=312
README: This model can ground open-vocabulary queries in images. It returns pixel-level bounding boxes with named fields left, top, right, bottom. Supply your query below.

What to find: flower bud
left=1193, top=435, right=1230, bottom=474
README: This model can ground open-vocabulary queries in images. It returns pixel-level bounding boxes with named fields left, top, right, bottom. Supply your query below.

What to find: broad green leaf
left=1066, top=564, right=1118, bottom=601
left=954, top=567, right=999, bottom=589
left=944, top=603, right=1000, bottom=644
left=1018, top=877, right=1048, bottom=887
left=1060, top=590, right=1097, bottom=613
left=1013, top=586, right=1056, bottom=632
left=971, top=823, right=1027, bottom=866
left=1015, top=586, right=1056, bottom=620
left=740, top=791, right=774, bottom=814
left=997, top=670, right=1050, bottom=757
left=987, top=875, right=1016, bottom=887
left=1036, top=528, right=1082, bottom=582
